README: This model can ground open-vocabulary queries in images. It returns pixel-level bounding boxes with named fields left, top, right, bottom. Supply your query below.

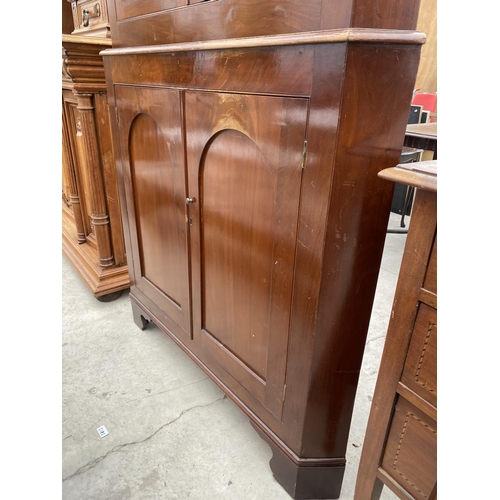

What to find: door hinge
left=301, top=140, right=308, bottom=170
left=115, top=108, right=119, bottom=126
left=283, top=384, right=287, bottom=401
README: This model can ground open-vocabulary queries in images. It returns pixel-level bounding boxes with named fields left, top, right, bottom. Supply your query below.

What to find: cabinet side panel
left=351, top=0, right=421, bottom=30
left=299, top=42, right=422, bottom=458
left=281, top=43, right=347, bottom=453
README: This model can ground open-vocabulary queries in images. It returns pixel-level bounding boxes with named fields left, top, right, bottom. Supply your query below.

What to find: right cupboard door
left=185, top=91, right=308, bottom=419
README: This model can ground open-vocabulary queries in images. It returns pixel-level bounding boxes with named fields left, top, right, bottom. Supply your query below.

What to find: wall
left=414, top=0, right=437, bottom=94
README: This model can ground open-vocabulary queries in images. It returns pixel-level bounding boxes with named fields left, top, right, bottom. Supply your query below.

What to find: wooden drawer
left=71, top=0, right=109, bottom=36
left=380, top=397, right=437, bottom=499
left=113, top=0, right=216, bottom=21
left=400, top=302, right=437, bottom=409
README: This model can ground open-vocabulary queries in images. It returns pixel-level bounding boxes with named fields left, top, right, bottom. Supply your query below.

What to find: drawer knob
left=186, top=197, right=196, bottom=205
left=82, top=9, right=90, bottom=27
left=82, top=3, right=100, bottom=27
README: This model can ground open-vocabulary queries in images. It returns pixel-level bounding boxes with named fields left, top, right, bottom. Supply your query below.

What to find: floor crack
left=62, top=394, right=226, bottom=482
left=124, top=377, right=209, bottom=404
left=366, top=334, right=386, bottom=344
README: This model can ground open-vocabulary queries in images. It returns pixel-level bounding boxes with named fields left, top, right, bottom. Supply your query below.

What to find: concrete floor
left=62, top=213, right=408, bottom=500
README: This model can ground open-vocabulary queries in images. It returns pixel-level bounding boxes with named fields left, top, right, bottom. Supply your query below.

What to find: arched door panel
left=186, top=91, right=308, bottom=419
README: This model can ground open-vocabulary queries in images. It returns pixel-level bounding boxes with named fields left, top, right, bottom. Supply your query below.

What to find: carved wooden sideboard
left=62, top=34, right=130, bottom=300
left=354, top=161, right=437, bottom=499
left=101, top=0, right=425, bottom=497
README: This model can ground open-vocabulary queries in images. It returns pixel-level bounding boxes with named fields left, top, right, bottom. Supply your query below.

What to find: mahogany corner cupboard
left=101, top=2, right=425, bottom=498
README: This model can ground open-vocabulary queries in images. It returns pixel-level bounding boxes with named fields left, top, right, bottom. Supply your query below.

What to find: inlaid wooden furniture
left=354, top=160, right=437, bottom=500
left=102, top=1, right=425, bottom=497
left=62, top=34, right=130, bottom=300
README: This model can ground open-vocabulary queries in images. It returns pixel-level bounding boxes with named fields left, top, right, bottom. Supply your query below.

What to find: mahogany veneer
left=102, top=18, right=424, bottom=496
left=106, top=0, right=422, bottom=47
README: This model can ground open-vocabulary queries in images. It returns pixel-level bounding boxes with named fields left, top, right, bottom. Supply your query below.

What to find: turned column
left=75, top=92, right=114, bottom=267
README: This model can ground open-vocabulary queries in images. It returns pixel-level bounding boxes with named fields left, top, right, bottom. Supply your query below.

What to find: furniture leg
left=250, top=421, right=345, bottom=499
left=96, top=290, right=125, bottom=302
left=400, top=186, right=415, bottom=228
left=131, top=299, right=151, bottom=331
left=370, top=477, right=384, bottom=500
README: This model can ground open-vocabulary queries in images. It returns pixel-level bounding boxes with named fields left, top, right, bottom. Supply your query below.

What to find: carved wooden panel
left=62, top=93, right=93, bottom=241
left=62, top=34, right=130, bottom=299
left=62, top=92, right=87, bottom=243
left=70, top=0, right=110, bottom=37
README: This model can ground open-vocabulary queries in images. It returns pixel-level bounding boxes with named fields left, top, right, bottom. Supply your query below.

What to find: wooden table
left=404, top=122, right=437, bottom=159
left=354, top=160, right=437, bottom=500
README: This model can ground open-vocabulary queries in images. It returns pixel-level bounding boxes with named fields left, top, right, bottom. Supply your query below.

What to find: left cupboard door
left=115, top=86, right=191, bottom=338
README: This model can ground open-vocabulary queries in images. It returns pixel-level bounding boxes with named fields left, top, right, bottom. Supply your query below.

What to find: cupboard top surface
left=101, top=28, right=425, bottom=56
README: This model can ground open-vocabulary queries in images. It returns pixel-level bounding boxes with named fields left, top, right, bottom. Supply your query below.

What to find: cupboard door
left=186, top=91, right=308, bottom=419
left=115, top=86, right=191, bottom=337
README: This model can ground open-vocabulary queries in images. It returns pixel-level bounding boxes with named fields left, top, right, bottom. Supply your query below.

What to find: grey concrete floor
left=62, top=213, right=408, bottom=500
